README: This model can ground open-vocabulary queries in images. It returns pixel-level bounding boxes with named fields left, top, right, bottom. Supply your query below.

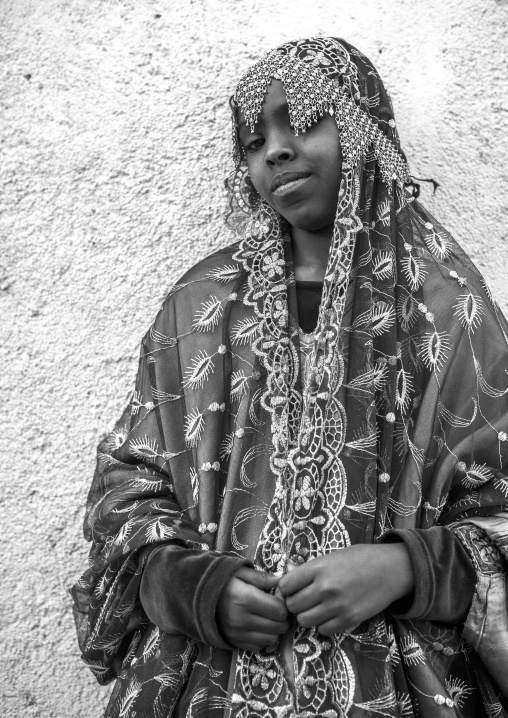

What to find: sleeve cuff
left=380, top=526, right=476, bottom=624
left=140, top=544, right=249, bottom=649
left=195, top=553, right=249, bottom=649
left=380, top=530, right=432, bottom=620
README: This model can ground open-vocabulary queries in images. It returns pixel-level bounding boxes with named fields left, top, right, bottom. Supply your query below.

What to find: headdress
left=227, top=37, right=410, bottom=225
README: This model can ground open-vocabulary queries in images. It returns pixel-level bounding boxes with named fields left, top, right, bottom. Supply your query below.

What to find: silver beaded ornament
left=231, top=38, right=410, bottom=189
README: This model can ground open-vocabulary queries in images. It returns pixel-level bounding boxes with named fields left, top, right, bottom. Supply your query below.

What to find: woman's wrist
left=380, top=542, right=415, bottom=602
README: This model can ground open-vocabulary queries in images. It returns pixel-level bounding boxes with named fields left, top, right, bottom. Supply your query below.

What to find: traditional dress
left=72, top=38, right=508, bottom=717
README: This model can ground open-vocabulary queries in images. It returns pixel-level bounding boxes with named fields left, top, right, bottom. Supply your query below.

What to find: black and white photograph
left=2, top=1, right=508, bottom=716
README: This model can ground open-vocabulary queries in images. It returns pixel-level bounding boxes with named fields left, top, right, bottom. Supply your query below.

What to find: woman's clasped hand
left=216, top=543, right=414, bottom=650
left=216, top=567, right=289, bottom=653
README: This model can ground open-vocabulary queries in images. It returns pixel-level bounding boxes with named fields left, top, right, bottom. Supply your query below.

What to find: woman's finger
left=295, top=604, right=336, bottom=629
left=246, top=588, right=289, bottom=622
left=241, top=614, right=290, bottom=635
left=285, top=583, right=320, bottom=615
left=278, top=561, right=315, bottom=596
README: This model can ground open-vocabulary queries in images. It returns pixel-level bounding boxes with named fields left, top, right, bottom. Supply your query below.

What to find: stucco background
left=2, top=0, right=508, bottom=715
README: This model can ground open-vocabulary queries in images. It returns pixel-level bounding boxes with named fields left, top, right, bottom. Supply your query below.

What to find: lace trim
left=230, top=162, right=361, bottom=716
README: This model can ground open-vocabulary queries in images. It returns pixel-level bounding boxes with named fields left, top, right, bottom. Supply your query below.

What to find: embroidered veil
left=71, top=38, right=508, bottom=717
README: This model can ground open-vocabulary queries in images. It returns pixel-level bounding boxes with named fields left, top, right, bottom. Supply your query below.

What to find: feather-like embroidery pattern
left=371, top=301, right=396, bottom=337
left=192, top=297, right=224, bottom=331
left=249, top=386, right=265, bottom=426
left=190, top=467, right=199, bottom=506
left=154, top=672, right=181, bottom=689
left=95, top=631, right=125, bottom=655
left=346, top=430, right=378, bottom=453
left=494, top=476, right=508, bottom=497
left=184, top=408, right=205, bottom=447
left=142, top=626, right=160, bottom=662
left=396, top=363, right=413, bottom=412
left=345, top=500, right=376, bottom=518
left=376, top=198, right=390, bottom=225
left=418, top=331, right=450, bottom=371
left=146, top=518, right=176, bottom=543
left=397, top=692, right=414, bottom=717
left=98, top=452, right=121, bottom=466
left=131, top=475, right=164, bottom=491
left=118, top=679, right=142, bottom=717
left=397, top=291, right=419, bottom=331
left=400, top=633, right=426, bottom=666
left=220, top=432, right=235, bottom=460
left=462, top=462, right=493, bottom=489
left=113, top=519, right=135, bottom=546
left=129, top=436, right=159, bottom=463
left=439, top=399, right=477, bottom=427
left=356, top=246, right=372, bottom=268
left=114, top=597, right=137, bottom=619
left=402, top=253, right=427, bottom=290
left=149, top=326, right=178, bottom=347
left=151, top=387, right=181, bottom=402
left=454, top=292, right=484, bottom=332
left=347, top=365, right=379, bottom=392
left=372, top=361, right=389, bottom=390
left=352, top=307, right=373, bottom=331
left=230, top=370, right=249, bottom=401
left=231, top=506, right=268, bottom=550
left=207, top=264, right=241, bottom=283
left=354, top=690, right=398, bottom=714
left=94, top=571, right=110, bottom=599
left=107, top=428, right=128, bottom=449
left=372, top=250, right=393, bottom=280
left=83, top=660, right=110, bottom=677
left=240, top=444, right=266, bottom=487
left=474, top=358, right=508, bottom=397
left=445, top=678, right=475, bottom=708
left=424, top=228, right=450, bottom=258
left=231, top=316, right=259, bottom=345
left=481, top=276, right=498, bottom=307
left=183, top=351, right=215, bottom=389
left=167, top=283, right=187, bottom=297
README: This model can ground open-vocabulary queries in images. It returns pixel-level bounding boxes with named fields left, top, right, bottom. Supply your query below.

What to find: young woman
left=72, top=38, right=508, bottom=717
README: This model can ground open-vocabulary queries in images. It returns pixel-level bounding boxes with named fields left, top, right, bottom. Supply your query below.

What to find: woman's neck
left=291, top=224, right=333, bottom=282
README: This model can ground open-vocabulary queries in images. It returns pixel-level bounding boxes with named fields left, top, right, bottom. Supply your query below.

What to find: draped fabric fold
left=452, top=515, right=508, bottom=697
left=71, top=37, right=508, bottom=717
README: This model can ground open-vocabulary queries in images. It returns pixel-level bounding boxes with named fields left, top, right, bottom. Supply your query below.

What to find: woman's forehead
left=236, top=80, right=288, bottom=131
left=233, top=52, right=339, bottom=136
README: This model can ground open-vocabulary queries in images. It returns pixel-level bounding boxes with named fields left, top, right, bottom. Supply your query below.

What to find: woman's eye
left=308, top=114, right=324, bottom=129
left=244, top=137, right=264, bottom=152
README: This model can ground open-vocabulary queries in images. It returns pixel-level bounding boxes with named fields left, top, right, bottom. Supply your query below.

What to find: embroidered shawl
left=71, top=38, right=508, bottom=718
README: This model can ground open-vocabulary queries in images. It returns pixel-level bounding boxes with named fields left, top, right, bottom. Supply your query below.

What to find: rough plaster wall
left=1, top=0, right=508, bottom=715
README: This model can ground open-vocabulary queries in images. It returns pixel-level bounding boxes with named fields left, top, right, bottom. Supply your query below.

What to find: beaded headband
left=231, top=37, right=410, bottom=188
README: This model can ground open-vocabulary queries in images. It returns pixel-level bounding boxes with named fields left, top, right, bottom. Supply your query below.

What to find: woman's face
left=237, top=80, right=342, bottom=233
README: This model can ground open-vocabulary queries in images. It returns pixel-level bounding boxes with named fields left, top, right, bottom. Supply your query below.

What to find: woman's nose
left=264, top=131, right=296, bottom=166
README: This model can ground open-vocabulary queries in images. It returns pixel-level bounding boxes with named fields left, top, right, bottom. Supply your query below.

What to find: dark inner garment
left=295, top=280, right=324, bottom=333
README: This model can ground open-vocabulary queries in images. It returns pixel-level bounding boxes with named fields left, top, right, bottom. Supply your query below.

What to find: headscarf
left=71, top=38, right=508, bottom=717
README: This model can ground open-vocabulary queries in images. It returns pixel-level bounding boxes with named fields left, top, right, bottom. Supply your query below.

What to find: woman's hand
left=217, top=566, right=290, bottom=652
left=278, top=543, right=414, bottom=636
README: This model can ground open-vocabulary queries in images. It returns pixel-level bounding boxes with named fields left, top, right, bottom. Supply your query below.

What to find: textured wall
left=1, top=0, right=508, bottom=715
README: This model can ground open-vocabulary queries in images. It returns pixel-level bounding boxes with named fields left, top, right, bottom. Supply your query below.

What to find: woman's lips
left=272, top=174, right=311, bottom=197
